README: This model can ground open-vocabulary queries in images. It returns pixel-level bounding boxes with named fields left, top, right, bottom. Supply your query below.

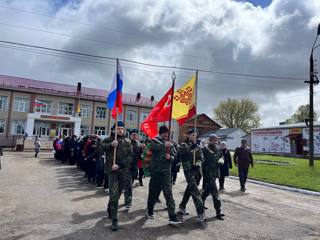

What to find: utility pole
left=305, top=23, right=320, bottom=167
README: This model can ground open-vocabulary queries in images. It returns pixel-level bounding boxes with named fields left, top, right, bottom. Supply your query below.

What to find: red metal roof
left=0, top=75, right=155, bottom=107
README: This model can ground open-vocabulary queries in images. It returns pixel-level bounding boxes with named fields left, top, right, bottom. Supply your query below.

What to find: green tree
left=285, top=104, right=318, bottom=124
left=213, top=98, right=260, bottom=132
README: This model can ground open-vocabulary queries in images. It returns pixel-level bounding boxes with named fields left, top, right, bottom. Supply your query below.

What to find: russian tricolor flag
left=34, top=99, right=46, bottom=107
left=107, top=60, right=123, bottom=119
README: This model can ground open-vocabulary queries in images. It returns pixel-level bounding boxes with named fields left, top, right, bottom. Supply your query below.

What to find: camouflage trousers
left=179, top=168, right=204, bottom=215
left=147, top=172, right=176, bottom=217
left=107, top=168, right=131, bottom=220
left=201, top=174, right=221, bottom=210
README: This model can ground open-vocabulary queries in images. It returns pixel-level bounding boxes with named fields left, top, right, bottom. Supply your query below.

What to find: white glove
left=218, top=158, right=224, bottom=165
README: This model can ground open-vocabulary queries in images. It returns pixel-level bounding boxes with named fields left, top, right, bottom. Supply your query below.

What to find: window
left=96, top=107, right=106, bottom=119
left=0, top=96, right=8, bottom=110
left=94, top=126, right=106, bottom=136
left=80, top=105, right=91, bottom=118
left=58, top=102, right=73, bottom=115
left=14, top=97, right=30, bottom=112
left=12, top=120, right=25, bottom=135
left=81, top=125, right=90, bottom=136
left=35, top=100, right=52, bottom=113
left=126, top=110, right=137, bottom=122
left=33, top=122, right=50, bottom=137
left=0, top=120, right=5, bottom=134
left=140, top=112, right=149, bottom=122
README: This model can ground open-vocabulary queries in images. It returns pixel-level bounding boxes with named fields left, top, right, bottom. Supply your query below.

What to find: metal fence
left=0, top=135, right=24, bottom=150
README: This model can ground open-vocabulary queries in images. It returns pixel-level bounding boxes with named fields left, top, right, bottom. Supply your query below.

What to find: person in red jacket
left=233, top=139, right=254, bottom=192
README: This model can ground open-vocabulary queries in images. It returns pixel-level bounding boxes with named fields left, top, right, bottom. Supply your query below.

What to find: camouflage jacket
left=97, top=135, right=132, bottom=173
left=131, top=139, right=143, bottom=170
left=202, top=143, right=221, bottom=178
left=148, top=136, right=172, bottom=175
left=178, top=140, right=204, bottom=173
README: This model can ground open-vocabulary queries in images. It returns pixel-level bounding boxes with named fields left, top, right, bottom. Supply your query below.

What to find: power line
left=0, top=21, right=212, bottom=60
left=0, top=39, right=306, bottom=82
left=0, top=4, right=306, bottom=71
left=0, top=44, right=308, bottom=91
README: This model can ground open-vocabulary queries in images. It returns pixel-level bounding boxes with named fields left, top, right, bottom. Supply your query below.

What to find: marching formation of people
left=50, top=121, right=254, bottom=231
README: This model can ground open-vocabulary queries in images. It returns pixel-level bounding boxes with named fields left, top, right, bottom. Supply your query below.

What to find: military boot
left=111, top=219, right=118, bottom=231
left=216, top=209, right=225, bottom=220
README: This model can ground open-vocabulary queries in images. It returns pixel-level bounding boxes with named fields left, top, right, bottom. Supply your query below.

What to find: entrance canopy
left=26, top=113, right=81, bottom=139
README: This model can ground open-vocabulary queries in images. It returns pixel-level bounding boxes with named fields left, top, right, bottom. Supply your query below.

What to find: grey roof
left=200, top=128, right=241, bottom=138
left=251, top=122, right=320, bottom=131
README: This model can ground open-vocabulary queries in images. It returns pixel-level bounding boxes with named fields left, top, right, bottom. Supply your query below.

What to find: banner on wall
left=252, top=129, right=290, bottom=153
left=302, top=127, right=320, bottom=155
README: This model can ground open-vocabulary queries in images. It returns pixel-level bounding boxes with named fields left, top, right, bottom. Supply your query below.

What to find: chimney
left=136, top=92, right=141, bottom=102
left=77, top=82, right=81, bottom=93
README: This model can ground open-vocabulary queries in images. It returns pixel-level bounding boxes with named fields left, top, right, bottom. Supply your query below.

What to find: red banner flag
left=140, top=86, right=173, bottom=138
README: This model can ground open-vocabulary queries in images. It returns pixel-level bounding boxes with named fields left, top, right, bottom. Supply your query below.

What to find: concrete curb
left=228, top=176, right=320, bottom=197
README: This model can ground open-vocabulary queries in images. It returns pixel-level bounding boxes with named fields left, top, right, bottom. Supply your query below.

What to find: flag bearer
left=98, top=121, right=132, bottom=231
left=178, top=128, right=206, bottom=222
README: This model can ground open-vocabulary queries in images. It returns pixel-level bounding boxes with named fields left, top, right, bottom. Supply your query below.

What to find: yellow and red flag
left=172, top=75, right=196, bottom=125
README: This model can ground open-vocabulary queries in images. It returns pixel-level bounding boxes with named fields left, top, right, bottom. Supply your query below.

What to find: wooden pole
left=113, top=113, right=118, bottom=166
left=168, top=71, right=176, bottom=142
left=112, top=59, right=119, bottom=166
left=193, top=70, right=198, bottom=165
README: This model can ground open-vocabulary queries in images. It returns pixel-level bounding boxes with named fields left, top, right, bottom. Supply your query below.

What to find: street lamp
left=305, top=23, right=320, bottom=167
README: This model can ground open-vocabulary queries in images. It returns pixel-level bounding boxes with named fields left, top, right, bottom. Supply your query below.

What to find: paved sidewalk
left=0, top=152, right=319, bottom=240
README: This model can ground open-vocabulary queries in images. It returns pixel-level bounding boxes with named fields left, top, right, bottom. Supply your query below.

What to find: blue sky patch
left=237, top=0, right=273, bottom=8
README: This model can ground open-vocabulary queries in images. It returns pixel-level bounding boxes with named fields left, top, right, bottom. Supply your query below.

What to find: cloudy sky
left=0, top=0, right=320, bottom=127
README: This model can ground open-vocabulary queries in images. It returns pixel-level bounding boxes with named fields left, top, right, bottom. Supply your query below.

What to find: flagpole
left=193, top=70, right=198, bottom=165
left=168, top=71, right=176, bottom=142
left=113, top=59, right=119, bottom=166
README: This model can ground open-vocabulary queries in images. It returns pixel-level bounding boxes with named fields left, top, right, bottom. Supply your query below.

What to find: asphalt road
left=0, top=152, right=319, bottom=240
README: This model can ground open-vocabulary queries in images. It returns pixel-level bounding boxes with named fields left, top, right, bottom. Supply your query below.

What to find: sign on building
left=302, top=127, right=320, bottom=155
left=252, top=129, right=290, bottom=153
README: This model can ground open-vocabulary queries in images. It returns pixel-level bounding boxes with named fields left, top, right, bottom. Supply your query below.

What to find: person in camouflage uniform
left=97, top=121, right=132, bottom=231
left=201, top=134, right=225, bottom=220
left=177, top=129, right=205, bottom=222
left=123, top=128, right=143, bottom=207
left=146, top=125, right=181, bottom=225
left=129, top=128, right=142, bottom=185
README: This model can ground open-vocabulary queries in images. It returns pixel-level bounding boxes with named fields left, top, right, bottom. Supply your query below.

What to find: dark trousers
left=138, top=168, right=144, bottom=186
left=179, top=172, right=204, bottom=215
left=96, top=169, right=104, bottom=186
left=179, top=168, right=201, bottom=209
left=104, top=173, right=109, bottom=189
left=201, top=176, right=221, bottom=210
left=219, top=176, right=225, bottom=189
left=107, top=169, right=131, bottom=220
left=147, top=173, right=176, bottom=217
left=238, top=167, right=249, bottom=189
left=87, top=160, right=96, bottom=183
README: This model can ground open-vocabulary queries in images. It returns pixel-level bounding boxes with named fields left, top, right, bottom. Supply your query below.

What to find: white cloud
left=0, top=0, right=319, bottom=128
